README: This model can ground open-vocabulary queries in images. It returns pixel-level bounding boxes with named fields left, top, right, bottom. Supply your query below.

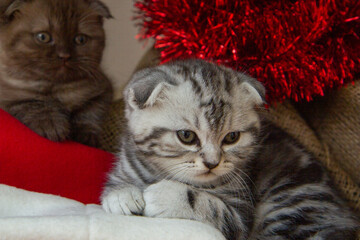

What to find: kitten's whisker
left=152, top=162, right=188, bottom=180
left=229, top=170, right=253, bottom=199
left=223, top=172, right=245, bottom=204
left=158, top=161, right=188, bottom=173
left=223, top=171, right=249, bottom=202
left=77, top=65, right=106, bottom=84
left=166, top=166, right=189, bottom=182
left=161, top=161, right=194, bottom=183
left=233, top=166, right=256, bottom=189
left=227, top=171, right=255, bottom=207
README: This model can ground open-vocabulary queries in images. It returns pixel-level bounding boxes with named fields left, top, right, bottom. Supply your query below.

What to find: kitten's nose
left=201, top=144, right=221, bottom=170
left=58, top=52, right=71, bottom=60
left=203, top=161, right=219, bottom=170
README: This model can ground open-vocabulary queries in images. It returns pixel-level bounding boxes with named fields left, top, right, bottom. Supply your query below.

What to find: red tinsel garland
left=134, top=0, right=360, bottom=103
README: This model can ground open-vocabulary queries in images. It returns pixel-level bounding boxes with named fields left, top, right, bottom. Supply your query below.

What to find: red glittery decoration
left=134, top=0, right=360, bottom=103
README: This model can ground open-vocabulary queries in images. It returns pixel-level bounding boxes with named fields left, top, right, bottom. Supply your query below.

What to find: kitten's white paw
left=143, top=180, right=192, bottom=219
left=102, top=187, right=145, bottom=215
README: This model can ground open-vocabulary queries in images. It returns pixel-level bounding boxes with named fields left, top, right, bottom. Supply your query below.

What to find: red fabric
left=0, top=109, right=115, bottom=204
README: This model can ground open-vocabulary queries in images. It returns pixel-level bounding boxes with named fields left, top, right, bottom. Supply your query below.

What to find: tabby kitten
left=102, top=60, right=359, bottom=239
left=0, top=0, right=113, bottom=146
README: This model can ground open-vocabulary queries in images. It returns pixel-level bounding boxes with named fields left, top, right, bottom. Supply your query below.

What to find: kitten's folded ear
left=238, top=73, right=266, bottom=106
left=88, top=0, right=113, bottom=19
left=1, top=0, right=28, bottom=23
left=125, top=68, right=176, bottom=110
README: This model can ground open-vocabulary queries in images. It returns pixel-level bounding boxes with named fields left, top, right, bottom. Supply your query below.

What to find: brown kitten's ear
left=2, top=0, right=29, bottom=23
left=88, top=0, right=113, bottom=19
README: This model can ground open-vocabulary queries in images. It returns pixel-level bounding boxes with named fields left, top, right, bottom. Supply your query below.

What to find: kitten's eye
left=35, top=32, right=52, bottom=44
left=222, top=132, right=240, bottom=145
left=177, top=130, right=198, bottom=145
left=74, top=34, right=88, bottom=45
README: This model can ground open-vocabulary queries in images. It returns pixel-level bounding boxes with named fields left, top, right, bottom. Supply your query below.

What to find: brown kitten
left=0, top=0, right=113, bottom=147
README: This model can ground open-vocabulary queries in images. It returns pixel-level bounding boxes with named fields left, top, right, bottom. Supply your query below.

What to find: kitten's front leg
left=71, top=88, right=112, bottom=147
left=143, top=180, right=246, bottom=240
left=7, top=100, right=70, bottom=141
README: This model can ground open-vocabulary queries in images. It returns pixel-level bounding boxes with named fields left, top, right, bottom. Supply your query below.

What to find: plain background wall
left=101, top=0, right=152, bottom=99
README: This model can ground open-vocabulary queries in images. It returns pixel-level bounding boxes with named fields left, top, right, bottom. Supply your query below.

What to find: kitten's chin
left=186, top=171, right=224, bottom=187
left=56, top=64, right=75, bottom=75
left=53, top=66, right=83, bottom=81
left=195, top=175, right=219, bottom=184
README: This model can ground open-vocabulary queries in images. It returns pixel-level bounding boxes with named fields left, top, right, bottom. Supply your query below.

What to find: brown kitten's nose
left=58, top=52, right=71, bottom=60
left=203, top=161, right=219, bottom=169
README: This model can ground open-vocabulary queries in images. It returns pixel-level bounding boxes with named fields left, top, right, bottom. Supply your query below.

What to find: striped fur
left=102, top=60, right=359, bottom=240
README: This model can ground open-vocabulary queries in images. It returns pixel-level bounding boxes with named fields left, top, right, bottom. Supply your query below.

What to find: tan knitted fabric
left=297, top=82, right=360, bottom=209
left=100, top=100, right=125, bottom=153
left=266, top=102, right=360, bottom=213
left=298, top=82, right=360, bottom=184
left=266, top=101, right=360, bottom=239
left=100, top=48, right=360, bottom=236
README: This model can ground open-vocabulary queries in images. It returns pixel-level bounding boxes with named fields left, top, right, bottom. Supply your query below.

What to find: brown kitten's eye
left=177, top=130, right=198, bottom=145
left=35, top=32, right=52, bottom=44
left=223, top=132, right=240, bottom=145
left=74, top=34, right=88, bottom=45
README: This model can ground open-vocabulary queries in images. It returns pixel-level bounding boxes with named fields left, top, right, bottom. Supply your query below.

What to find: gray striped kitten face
left=124, top=60, right=265, bottom=187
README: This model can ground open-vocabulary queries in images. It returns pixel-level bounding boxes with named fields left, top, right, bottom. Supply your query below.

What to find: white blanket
left=0, top=184, right=225, bottom=240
